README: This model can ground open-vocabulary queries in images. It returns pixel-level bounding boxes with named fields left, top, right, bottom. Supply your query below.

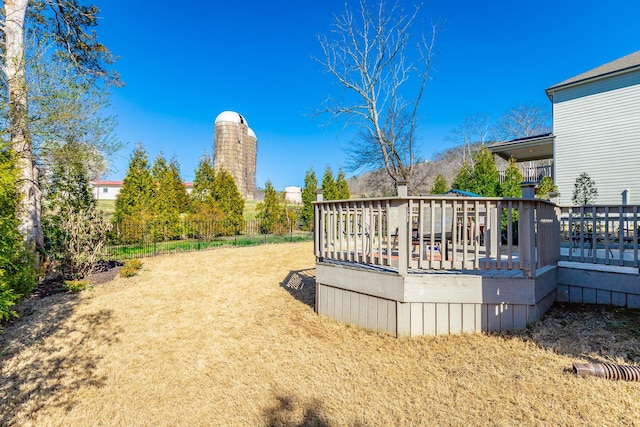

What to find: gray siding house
left=490, top=50, right=640, bottom=205
left=548, top=50, right=640, bottom=205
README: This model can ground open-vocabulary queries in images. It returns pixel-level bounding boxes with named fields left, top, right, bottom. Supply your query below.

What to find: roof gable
left=546, top=50, right=640, bottom=94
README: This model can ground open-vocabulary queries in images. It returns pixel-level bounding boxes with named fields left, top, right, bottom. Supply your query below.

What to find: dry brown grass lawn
left=1, top=241, right=639, bottom=426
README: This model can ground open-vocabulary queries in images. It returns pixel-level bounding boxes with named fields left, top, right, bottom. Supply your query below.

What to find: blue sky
left=97, top=0, right=640, bottom=189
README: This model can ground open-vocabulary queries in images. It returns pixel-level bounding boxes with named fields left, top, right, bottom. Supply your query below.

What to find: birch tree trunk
left=3, top=0, right=44, bottom=249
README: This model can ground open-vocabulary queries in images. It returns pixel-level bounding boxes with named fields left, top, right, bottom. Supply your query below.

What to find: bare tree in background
left=447, top=113, right=492, bottom=164
left=316, top=0, right=438, bottom=193
left=495, top=103, right=551, bottom=140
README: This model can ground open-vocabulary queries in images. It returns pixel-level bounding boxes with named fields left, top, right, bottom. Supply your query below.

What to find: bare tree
left=447, top=113, right=492, bottom=164
left=495, top=103, right=551, bottom=140
left=316, top=0, right=438, bottom=193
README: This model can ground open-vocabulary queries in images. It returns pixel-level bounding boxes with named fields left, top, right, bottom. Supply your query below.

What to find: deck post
left=520, top=182, right=537, bottom=278
left=396, top=180, right=408, bottom=198
left=487, top=202, right=499, bottom=262
left=396, top=181, right=409, bottom=275
left=315, top=190, right=324, bottom=260
left=521, top=181, right=536, bottom=199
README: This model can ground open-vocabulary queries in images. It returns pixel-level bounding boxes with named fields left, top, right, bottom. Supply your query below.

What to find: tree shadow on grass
left=262, top=394, right=330, bottom=427
left=501, top=303, right=640, bottom=365
left=280, top=268, right=316, bottom=309
left=0, top=293, right=122, bottom=424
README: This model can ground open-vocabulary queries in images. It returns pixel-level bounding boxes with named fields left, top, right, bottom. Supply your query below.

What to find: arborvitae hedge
left=335, top=168, right=351, bottom=200
left=300, top=167, right=318, bottom=230
left=430, top=174, right=448, bottom=194
left=190, top=155, right=244, bottom=236
left=114, top=143, right=155, bottom=224
left=257, top=181, right=285, bottom=234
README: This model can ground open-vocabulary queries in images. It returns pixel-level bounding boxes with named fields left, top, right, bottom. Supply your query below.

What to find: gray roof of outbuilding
left=546, top=50, right=640, bottom=94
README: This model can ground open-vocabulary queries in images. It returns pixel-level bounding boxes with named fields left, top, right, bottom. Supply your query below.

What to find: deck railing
left=559, top=205, right=640, bottom=268
left=314, top=190, right=560, bottom=278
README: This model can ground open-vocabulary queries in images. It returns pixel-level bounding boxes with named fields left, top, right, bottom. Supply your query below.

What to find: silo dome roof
left=247, top=127, right=256, bottom=139
left=215, top=111, right=248, bottom=126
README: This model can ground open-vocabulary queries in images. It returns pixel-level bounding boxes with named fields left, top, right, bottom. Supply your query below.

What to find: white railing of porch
left=498, top=164, right=552, bottom=183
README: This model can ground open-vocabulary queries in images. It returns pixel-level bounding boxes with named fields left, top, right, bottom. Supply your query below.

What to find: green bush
left=0, top=270, right=19, bottom=330
left=537, top=176, right=558, bottom=200
left=0, top=151, right=37, bottom=326
left=120, top=259, right=143, bottom=278
left=63, top=279, right=91, bottom=293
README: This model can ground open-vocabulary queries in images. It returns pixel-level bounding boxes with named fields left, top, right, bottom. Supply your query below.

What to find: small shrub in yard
left=120, top=259, right=143, bottom=278
left=44, top=205, right=112, bottom=280
left=63, top=279, right=91, bottom=293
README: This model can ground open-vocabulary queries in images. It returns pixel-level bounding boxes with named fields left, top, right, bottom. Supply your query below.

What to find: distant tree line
left=112, top=143, right=244, bottom=241
left=113, top=143, right=309, bottom=240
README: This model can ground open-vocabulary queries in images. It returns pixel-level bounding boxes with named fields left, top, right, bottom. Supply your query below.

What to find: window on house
left=103, top=187, right=108, bottom=193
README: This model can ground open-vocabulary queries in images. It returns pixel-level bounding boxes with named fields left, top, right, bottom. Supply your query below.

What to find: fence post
left=197, top=221, right=201, bottom=251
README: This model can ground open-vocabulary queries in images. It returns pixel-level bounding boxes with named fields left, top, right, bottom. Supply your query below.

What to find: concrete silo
left=213, top=111, right=257, bottom=201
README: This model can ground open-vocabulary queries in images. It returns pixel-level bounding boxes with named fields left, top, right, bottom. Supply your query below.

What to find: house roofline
left=546, top=65, right=640, bottom=99
left=546, top=50, right=640, bottom=98
left=90, top=180, right=123, bottom=185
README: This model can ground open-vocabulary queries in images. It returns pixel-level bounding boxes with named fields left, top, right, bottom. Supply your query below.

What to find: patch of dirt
left=30, top=280, right=65, bottom=299
left=30, top=260, right=124, bottom=300
left=89, top=260, right=124, bottom=286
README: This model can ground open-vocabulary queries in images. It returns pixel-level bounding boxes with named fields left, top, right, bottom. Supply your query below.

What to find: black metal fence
left=106, top=218, right=312, bottom=260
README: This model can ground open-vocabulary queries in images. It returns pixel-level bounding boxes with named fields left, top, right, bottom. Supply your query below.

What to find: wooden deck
left=314, top=187, right=640, bottom=337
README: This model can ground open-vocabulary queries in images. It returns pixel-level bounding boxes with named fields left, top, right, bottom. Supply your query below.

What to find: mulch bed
left=30, top=260, right=124, bottom=300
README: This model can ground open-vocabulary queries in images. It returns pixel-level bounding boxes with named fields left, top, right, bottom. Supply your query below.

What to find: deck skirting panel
left=557, top=266, right=640, bottom=308
left=316, top=262, right=558, bottom=337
